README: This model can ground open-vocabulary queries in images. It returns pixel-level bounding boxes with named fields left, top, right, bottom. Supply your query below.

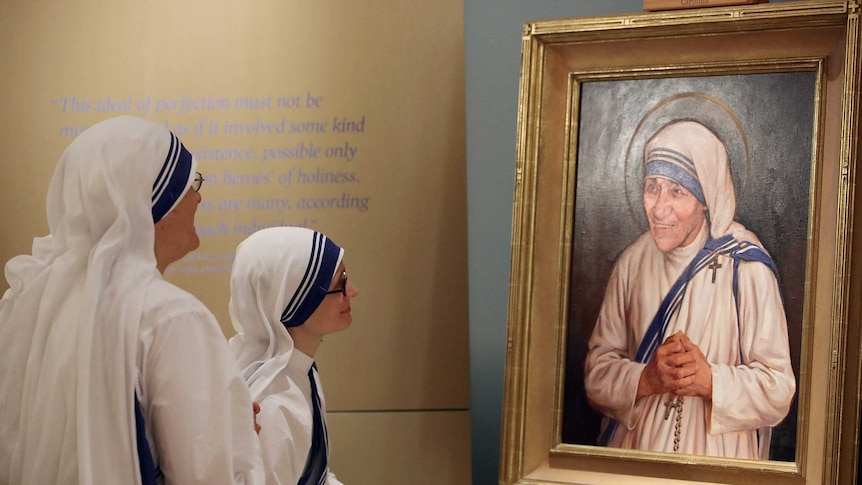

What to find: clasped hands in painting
left=636, top=330, right=713, bottom=401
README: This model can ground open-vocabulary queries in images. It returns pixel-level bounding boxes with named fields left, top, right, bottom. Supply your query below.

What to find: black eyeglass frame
left=324, top=270, right=348, bottom=296
left=192, top=172, right=204, bottom=192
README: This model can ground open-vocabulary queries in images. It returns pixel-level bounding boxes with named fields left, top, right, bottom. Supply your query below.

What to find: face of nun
left=643, top=176, right=707, bottom=252
left=287, top=262, right=359, bottom=352
left=154, top=188, right=202, bottom=273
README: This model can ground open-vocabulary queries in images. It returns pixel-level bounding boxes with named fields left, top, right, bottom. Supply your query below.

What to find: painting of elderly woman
left=563, top=72, right=815, bottom=462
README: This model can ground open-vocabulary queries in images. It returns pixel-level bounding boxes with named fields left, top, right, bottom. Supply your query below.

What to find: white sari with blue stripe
left=585, top=225, right=796, bottom=459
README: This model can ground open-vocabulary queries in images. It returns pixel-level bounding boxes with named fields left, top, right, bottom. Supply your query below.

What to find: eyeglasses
left=192, top=172, right=204, bottom=192
left=324, top=271, right=348, bottom=297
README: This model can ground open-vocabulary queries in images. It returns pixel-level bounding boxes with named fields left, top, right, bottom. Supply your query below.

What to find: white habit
left=0, top=116, right=263, bottom=484
left=584, top=120, right=796, bottom=459
left=229, top=227, right=345, bottom=484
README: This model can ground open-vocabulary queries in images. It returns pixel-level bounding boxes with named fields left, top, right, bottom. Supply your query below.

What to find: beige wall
left=0, top=1, right=469, bottom=483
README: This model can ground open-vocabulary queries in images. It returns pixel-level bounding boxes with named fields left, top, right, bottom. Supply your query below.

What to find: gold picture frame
left=500, top=2, right=862, bottom=484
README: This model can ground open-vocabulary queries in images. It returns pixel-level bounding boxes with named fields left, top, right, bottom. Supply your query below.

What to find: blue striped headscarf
left=645, top=147, right=706, bottom=206
left=280, top=230, right=343, bottom=328
left=151, top=130, right=195, bottom=223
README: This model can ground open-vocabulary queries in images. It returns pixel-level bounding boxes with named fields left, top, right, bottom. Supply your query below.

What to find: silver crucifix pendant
left=663, top=398, right=681, bottom=420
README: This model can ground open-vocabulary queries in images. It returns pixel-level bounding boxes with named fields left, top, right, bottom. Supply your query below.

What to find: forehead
left=644, top=175, right=683, bottom=186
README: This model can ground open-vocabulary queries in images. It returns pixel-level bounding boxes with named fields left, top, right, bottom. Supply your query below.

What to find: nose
left=651, top=190, right=672, bottom=218
left=346, top=279, right=359, bottom=298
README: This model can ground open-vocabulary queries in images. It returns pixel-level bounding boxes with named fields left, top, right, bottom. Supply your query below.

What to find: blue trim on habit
left=135, top=392, right=162, bottom=485
left=298, top=363, right=329, bottom=485
left=151, top=132, right=193, bottom=223
left=645, top=148, right=706, bottom=205
left=281, top=232, right=341, bottom=328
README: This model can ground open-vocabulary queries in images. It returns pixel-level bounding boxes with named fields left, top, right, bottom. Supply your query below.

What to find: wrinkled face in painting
left=643, top=175, right=707, bottom=253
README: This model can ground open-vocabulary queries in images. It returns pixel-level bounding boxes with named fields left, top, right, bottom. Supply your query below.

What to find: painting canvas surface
left=563, top=71, right=816, bottom=462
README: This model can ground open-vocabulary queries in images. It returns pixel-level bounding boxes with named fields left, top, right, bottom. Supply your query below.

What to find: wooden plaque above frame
left=500, top=2, right=862, bottom=484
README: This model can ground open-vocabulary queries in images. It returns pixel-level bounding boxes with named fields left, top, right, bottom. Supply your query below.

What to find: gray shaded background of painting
left=563, top=71, right=816, bottom=462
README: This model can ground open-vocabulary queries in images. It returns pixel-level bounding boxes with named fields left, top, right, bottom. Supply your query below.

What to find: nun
left=584, top=120, right=795, bottom=459
left=0, top=115, right=263, bottom=484
left=229, top=226, right=359, bottom=485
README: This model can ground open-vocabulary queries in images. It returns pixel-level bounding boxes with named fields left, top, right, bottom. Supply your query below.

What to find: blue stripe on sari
left=135, top=392, right=162, bottom=485
left=298, top=363, right=329, bottom=485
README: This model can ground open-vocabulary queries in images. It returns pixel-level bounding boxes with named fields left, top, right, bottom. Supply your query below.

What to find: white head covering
left=228, top=227, right=344, bottom=401
left=644, top=120, right=763, bottom=247
left=0, top=115, right=197, bottom=484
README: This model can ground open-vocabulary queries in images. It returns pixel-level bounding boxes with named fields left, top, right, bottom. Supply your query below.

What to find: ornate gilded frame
left=500, top=2, right=862, bottom=484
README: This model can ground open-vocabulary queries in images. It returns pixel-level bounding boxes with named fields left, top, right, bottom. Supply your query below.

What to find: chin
left=174, top=238, right=201, bottom=262
left=651, top=236, right=681, bottom=253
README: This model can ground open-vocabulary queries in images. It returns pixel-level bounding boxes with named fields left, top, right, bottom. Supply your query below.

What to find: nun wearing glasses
left=0, top=115, right=264, bottom=484
left=229, top=226, right=359, bottom=485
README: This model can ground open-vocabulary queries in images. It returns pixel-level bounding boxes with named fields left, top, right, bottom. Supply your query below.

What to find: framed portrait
left=499, top=2, right=862, bottom=484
